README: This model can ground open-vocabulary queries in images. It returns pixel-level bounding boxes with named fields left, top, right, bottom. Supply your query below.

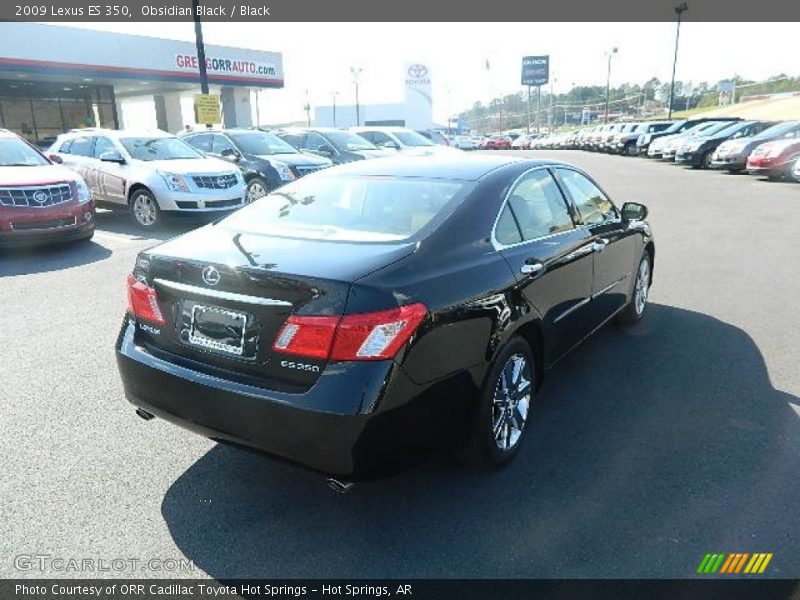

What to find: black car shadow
left=0, top=238, right=111, bottom=276
left=160, top=304, right=800, bottom=578
left=93, top=208, right=204, bottom=243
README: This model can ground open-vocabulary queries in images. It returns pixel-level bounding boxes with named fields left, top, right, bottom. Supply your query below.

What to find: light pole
left=350, top=67, right=362, bottom=126
left=331, top=91, right=339, bottom=127
left=604, top=47, right=618, bottom=123
left=668, top=3, right=688, bottom=119
left=303, top=90, right=310, bottom=126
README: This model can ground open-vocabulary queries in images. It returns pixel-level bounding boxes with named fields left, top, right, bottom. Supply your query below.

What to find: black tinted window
left=495, top=206, right=522, bottom=245
left=557, top=169, right=617, bottom=226
left=507, top=170, right=574, bottom=241
left=69, top=136, right=94, bottom=157
left=185, top=134, right=213, bottom=152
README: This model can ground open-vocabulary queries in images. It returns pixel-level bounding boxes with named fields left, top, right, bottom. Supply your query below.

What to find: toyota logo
left=201, top=265, right=221, bottom=286
left=32, top=191, right=48, bottom=204
left=408, top=64, right=428, bottom=79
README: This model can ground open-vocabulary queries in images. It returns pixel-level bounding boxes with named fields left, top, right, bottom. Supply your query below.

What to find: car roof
left=60, top=128, right=173, bottom=139
left=317, top=154, right=567, bottom=181
left=0, top=129, right=20, bottom=139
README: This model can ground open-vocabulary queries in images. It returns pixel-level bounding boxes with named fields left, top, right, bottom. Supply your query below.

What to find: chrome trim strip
left=553, top=296, right=591, bottom=324
left=592, top=274, right=629, bottom=299
left=153, top=279, right=292, bottom=307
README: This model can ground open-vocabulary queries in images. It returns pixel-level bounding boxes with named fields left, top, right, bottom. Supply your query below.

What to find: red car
left=0, top=130, right=95, bottom=246
left=481, top=135, right=512, bottom=150
left=746, top=138, right=800, bottom=179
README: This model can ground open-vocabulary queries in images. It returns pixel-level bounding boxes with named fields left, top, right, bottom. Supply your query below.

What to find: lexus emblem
left=32, top=190, right=48, bottom=204
left=408, top=64, right=428, bottom=79
left=201, top=265, right=221, bottom=286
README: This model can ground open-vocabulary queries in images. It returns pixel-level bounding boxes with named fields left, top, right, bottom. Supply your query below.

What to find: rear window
left=220, top=175, right=469, bottom=242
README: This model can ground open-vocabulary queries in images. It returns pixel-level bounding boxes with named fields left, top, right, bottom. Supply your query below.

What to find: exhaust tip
left=135, top=408, right=155, bottom=421
left=325, top=478, right=355, bottom=494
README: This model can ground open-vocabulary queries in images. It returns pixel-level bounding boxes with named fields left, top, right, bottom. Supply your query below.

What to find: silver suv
left=49, top=129, right=246, bottom=228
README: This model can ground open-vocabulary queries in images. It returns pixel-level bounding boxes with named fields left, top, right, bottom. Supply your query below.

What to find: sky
left=55, top=22, right=800, bottom=124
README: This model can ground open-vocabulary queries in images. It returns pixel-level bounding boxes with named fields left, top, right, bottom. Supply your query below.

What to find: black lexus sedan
left=179, top=129, right=332, bottom=202
left=116, top=155, right=654, bottom=483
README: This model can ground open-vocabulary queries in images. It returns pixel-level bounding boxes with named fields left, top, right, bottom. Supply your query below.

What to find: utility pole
left=668, top=3, right=689, bottom=119
left=192, top=0, right=211, bottom=128
left=526, top=86, right=531, bottom=133
left=303, top=89, right=311, bottom=126
left=331, top=91, right=338, bottom=127
left=350, top=67, right=362, bottom=126
left=604, top=47, right=618, bottom=123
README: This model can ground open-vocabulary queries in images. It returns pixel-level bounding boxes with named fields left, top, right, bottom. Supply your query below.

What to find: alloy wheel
left=247, top=181, right=267, bottom=203
left=132, top=193, right=157, bottom=227
left=634, top=257, right=651, bottom=316
left=492, top=353, right=532, bottom=451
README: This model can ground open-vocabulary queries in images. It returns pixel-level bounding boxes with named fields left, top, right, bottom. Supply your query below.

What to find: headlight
left=158, top=171, right=190, bottom=192
left=74, top=178, right=91, bottom=204
left=273, top=162, right=295, bottom=182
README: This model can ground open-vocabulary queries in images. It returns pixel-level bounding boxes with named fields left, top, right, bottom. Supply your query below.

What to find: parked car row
left=520, top=117, right=800, bottom=181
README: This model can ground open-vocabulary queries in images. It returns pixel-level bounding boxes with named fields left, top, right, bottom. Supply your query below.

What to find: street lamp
left=350, top=67, right=363, bottom=126
left=303, top=90, right=310, bottom=127
left=331, top=90, right=339, bottom=127
left=604, top=47, right=618, bottom=124
left=668, top=3, right=689, bottom=119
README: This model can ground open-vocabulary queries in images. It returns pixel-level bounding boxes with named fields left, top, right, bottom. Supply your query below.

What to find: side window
left=280, top=134, right=305, bottom=149
left=305, top=133, right=330, bottom=152
left=58, top=139, right=73, bottom=154
left=185, top=134, right=212, bottom=153
left=357, top=132, right=375, bottom=143
left=557, top=169, right=618, bottom=226
left=506, top=170, right=575, bottom=241
left=68, top=136, right=94, bottom=157
left=211, top=135, right=236, bottom=154
left=93, top=137, right=117, bottom=158
left=370, top=132, right=393, bottom=146
left=495, top=205, right=522, bottom=245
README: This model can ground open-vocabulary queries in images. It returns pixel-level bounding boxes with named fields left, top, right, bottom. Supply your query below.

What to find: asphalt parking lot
left=1, top=150, right=798, bottom=579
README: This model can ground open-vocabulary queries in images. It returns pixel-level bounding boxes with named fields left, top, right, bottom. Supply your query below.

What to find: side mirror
left=317, top=145, right=334, bottom=156
left=99, top=151, right=125, bottom=164
left=382, top=141, right=400, bottom=150
left=48, top=154, right=63, bottom=164
left=621, top=202, right=648, bottom=221
left=221, top=148, right=241, bottom=161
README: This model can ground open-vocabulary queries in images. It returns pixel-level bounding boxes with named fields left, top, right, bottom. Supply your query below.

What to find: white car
left=452, top=135, right=475, bottom=150
left=350, top=127, right=460, bottom=156
left=49, top=128, right=247, bottom=228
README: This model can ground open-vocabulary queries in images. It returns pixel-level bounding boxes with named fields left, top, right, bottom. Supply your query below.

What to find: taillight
left=126, top=274, right=165, bottom=325
left=272, top=303, right=427, bottom=362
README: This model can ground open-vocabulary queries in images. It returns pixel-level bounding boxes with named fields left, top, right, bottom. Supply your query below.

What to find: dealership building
left=314, top=63, right=434, bottom=129
left=0, top=23, right=284, bottom=145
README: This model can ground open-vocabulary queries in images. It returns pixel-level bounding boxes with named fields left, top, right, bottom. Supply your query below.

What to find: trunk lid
left=133, top=224, right=416, bottom=391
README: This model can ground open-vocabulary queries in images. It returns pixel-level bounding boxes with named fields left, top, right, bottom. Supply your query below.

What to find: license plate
left=188, top=304, right=247, bottom=356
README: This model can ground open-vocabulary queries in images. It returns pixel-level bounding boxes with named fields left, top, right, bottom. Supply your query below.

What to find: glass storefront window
left=0, top=79, right=117, bottom=147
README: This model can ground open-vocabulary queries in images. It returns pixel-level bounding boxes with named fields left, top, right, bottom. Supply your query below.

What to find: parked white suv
left=49, top=129, right=247, bottom=228
left=350, top=126, right=461, bottom=156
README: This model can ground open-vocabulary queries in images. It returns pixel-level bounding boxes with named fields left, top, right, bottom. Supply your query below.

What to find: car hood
left=349, top=149, right=395, bottom=159
left=1, top=164, right=83, bottom=186
left=151, top=221, right=418, bottom=282
left=139, top=157, right=236, bottom=174
left=254, top=153, right=332, bottom=167
left=751, top=139, right=800, bottom=154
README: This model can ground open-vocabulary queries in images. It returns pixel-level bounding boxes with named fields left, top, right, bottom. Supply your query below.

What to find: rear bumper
left=115, top=319, right=472, bottom=480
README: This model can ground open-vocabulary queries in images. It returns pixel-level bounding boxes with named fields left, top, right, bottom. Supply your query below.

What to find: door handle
left=592, top=238, right=609, bottom=253
left=520, top=259, right=544, bottom=275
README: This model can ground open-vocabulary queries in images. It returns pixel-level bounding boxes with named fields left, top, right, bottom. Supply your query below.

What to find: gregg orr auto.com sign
left=175, top=54, right=277, bottom=78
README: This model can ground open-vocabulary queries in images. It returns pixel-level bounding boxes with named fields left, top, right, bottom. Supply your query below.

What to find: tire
left=246, top=176, right=270, bottom=203
left=624, top=143, right=637, bottom=156
left=701, top=150, right=714, bottom=169
left=129, top=188, right=161, bottom=229
left=458, top=335, right=535, bottom=468
left=617, top=252, right=652, bottom=326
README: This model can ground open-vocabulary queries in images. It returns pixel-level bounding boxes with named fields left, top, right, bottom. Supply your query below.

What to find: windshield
left=692, top=121, right=735, bottom=137
left=394, top=131, right=435, bottom=147
left=220, top=175, right=468, bottom=242
left=230, top=132, right=299, bottom=155
left=752, top=121, right=800, bottom=141
left=0, top=137, right=50, bottom=166
left=120, top=137, right=202, bottom=161
left=710, top=122, right=748, bottom=139
left=664, top=121, right=688, bottom=133
left=324, top=131, right=377, bottom=152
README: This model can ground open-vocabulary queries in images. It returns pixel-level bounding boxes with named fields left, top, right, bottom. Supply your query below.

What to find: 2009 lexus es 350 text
left=116, top=155, right=654, bottom=484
